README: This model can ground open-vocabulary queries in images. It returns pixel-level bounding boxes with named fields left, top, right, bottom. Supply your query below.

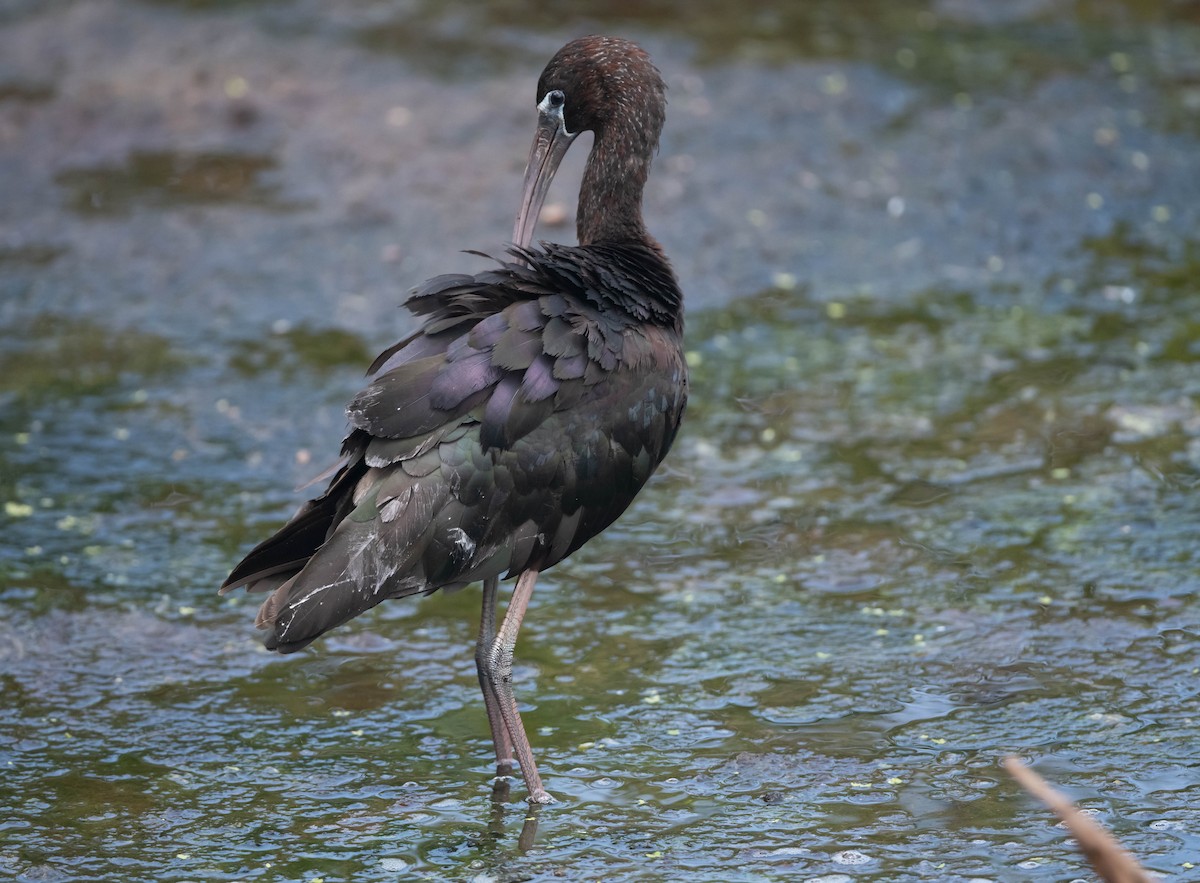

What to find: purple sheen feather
left=511, top=299, right=545, bottom=333
left=481, top=375, right=522, bottom=449
left=366, top=330, right=428, bottom=376
left=553, top=353, right=587, bottom=381
left=467, top=313, right=509, bottom=350
left=445, top=334, right=475, bottom=362
left=406, top=273, right=480, bottom=309
left=429, top=350, right=501, bottom=410
left=519, top=355, right=560, bottom=403
left=541, top=316, right=580, bottom=358
left=491, top=327, right=542, bottom=371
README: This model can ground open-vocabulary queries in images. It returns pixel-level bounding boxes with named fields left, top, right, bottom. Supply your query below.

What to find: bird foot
left=527, top=789, right=555, bottom=805
left=490, top=770, right=515, bottom=803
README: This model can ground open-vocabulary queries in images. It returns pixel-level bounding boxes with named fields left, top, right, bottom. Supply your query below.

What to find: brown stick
left=1003, top=757, right=1154, bottom=883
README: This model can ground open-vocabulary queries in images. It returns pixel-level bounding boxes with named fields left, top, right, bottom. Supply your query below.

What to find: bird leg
left=476, top=575, right=515, bottom=779
left=481, top=568, right=553, bottom=804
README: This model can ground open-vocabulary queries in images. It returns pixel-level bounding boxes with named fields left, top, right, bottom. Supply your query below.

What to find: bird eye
left=537, top=89, right=567, bottom=116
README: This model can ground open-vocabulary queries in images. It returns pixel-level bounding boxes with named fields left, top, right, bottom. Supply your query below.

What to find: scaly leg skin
left=483, top=568, right=554, bottom=804
left=476, top=575, right=515, bottom=786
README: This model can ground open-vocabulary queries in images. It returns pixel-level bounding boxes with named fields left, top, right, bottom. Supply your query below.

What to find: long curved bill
left=513, top=97, right=578, bottom=250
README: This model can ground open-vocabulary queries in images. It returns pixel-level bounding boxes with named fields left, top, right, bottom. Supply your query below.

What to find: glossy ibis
left=221, top=35, right=686, bottom=804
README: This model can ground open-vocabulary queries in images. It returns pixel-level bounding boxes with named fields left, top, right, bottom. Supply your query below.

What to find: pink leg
left=480, top=568, right=553, bottom=804
left=476, top=576, right=514, bottom=774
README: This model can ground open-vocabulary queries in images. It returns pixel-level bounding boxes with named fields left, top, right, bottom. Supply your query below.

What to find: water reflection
left=2, top=0, right=1200, bottom=879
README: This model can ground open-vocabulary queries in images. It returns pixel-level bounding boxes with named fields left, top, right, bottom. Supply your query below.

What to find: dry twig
left=1004, top=756, right=1155, bottom=883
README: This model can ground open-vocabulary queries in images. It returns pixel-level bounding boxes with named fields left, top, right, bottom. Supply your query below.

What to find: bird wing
left=222, top=246, right=687, bottom=652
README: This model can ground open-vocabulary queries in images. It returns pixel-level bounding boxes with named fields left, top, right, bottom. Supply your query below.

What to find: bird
left=220, top=35, right=687, bottom=804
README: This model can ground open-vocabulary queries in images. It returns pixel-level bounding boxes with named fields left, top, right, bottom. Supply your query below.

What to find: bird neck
left=576, top=122, right=654, bottom=247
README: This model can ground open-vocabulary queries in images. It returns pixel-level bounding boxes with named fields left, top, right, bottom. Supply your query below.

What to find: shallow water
left=2, top=1, right=1199, bottom=880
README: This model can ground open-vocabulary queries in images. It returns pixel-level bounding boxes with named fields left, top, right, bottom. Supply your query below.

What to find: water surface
left=2, top=1, right=1199, bottom=880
